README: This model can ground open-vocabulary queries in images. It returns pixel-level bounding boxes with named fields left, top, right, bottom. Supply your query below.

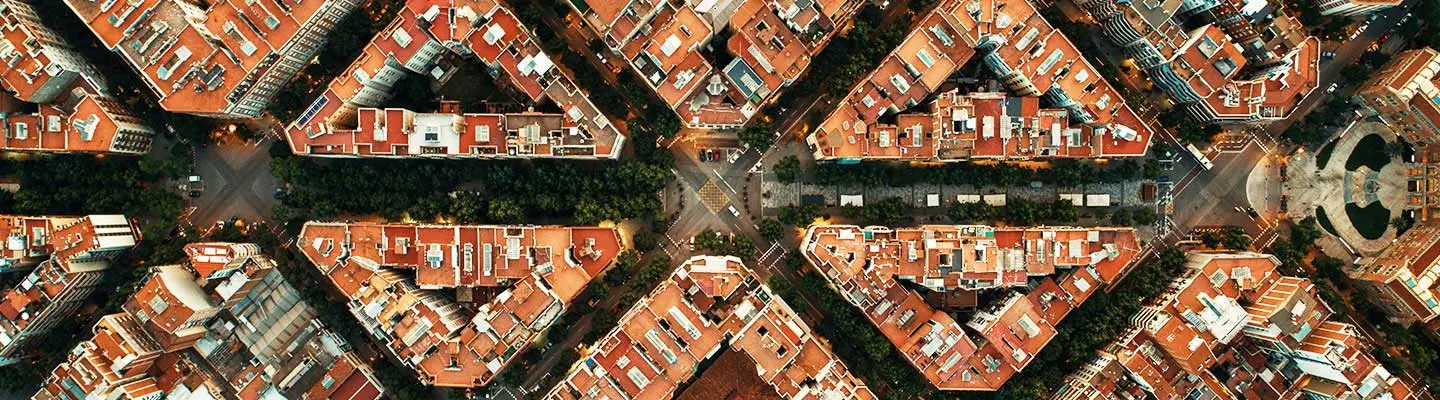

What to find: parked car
left=184, top=175, right=204, bottom=198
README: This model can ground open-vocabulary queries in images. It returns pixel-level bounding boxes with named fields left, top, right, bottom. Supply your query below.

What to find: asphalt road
left=1164, top=4, right=1413, bottom=246
left=189, top=138, right=279, bottom=228
left=1264, top=1, right=1415, bottom=138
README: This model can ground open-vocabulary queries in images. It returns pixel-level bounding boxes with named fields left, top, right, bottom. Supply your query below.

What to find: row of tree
left=1285, top=51, right=1394, bottom=147
left=692, top=229, right=760, bottom=262
left=764, top=247, right=1188, bottom=399
left=768, top=268, right=938, bottom=398
left=987, top=249, right=1189, bottom=398
left=268, top=146, right=670, bottom=226
left=491, top=250, right=673, bottom=397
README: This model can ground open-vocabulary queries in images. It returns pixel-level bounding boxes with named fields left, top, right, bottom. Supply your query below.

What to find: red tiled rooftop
left=284, top=0, right=623, bottom=159
left=62, top=0, right=349, bottom=117
left=569, top=0, right=863, bottom=128
left=800, top=224, right=1141, bottom=390
left=808, top=0, right=1155, bottom=162
left=298, top=221, right=622, bottom=388
left=1060, top=252, right=1413, bottom=399
left=546, top=256, right=874, bottom=399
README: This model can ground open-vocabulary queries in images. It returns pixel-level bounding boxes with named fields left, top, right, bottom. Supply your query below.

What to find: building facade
left=284, top=0, right=624, bottom=159
left=1053, top=252, right=1416, bottom=400
left=33, top=242, right=386, bottom=400
left=1357, top=48, right=1440, bottom=146
left=61, top=0, right=363, bottom=118
left=1, top=0, right=154, bottom=155
left=1315, top=0, right=1401, bottom=16
left=1352, top=222, right=1440, bottom=329
left=1075, top=0, right=1320, bottom=125
left=0, top=214, right=140, bottom=366
left=298, top=221, right=622, bottom=388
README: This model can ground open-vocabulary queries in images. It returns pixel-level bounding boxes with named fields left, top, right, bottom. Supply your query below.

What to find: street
left=189, top=137, right=280, bottom=229
left=1161, top=1, right=1414, bottom=246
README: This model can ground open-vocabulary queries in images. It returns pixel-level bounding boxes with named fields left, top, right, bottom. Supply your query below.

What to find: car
left=1326, top=83, right=1339, bottom=94
left=184, top=175, right=204, bottom=197
left=728, top=205, right=741, bottom=217
left=273, top=187, right=288, bottom=200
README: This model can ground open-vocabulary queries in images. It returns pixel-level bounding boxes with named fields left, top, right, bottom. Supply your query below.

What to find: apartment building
left=1076, top=0, right=1320, bottom=125
left=61, top=0, right=362, bottom=119
left=1351, top=222, right=1440, bottom=330
left=0, top=214, right=139, bottom=366
left=285, top=0, right=624, bottom=159
left=298, top=221, right=622, bottom=388
left=1357, top=48, right=1440, bottom=146
left=33, top=242, right=386, bottom=400
left=806, top=0, right=1155, bottom=163
left=1052, top=252, right=1416, bottom=400
left=546, top=255, right=875, bottom=399
left=813, top=89, right=1141, bottom=160
left=1315, top=0, right=1401, bottom=16
left=0, top=0, right=154, bottom=154
left=799, top=225, right=1142, bottom=390
left=567, top=0, right=865, bottom=129
left=0, top=0, right=103, bottom=103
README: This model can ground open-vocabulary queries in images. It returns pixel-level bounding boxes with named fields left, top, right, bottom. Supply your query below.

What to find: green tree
left=1131, top=207, right=1159, bottom=226
left=740, top=120, right=776, bottom=150
left=778, top=204, right=825, bottom=227
left=487, top=198, right=525, bottom=223
left=1220, top=225, right=1249, bottom=250
left=773, top=155, right=802, bottom=183
left=1201, top=231, right=1222, bottom=248
left=949, top=201, right=998, bottom=223
left=759, top=218, right=786, bottom=242
left=841, top=197, right=910, bottom=226
left=1110, top=208, right=1133, bottom=226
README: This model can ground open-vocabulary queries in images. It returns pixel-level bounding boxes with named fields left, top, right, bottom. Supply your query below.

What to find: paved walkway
left=762, top=179, right=1152, bottom=210
left=1244, top=153, right=1283, bottom=215
left=1285, top=122, right=1406, bottom=256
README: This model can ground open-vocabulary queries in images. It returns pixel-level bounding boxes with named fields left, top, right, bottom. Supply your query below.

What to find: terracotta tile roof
left=546, top=255, right=874, bottom=400
left=569, top=0, right=865, bottom=128
left=808, top=0, right=1153, bottom=162
left=284, top=0, right=624, bottom=159
left=61, top=0, right=356, bottom=118
left=801, top=224, right=1141, bottom=390
left=0, top=215, right=138, bottom=360
left=1058, top=252, right=1418, bottom=399
left=297, top=221, right=621, bottom=388
left=0, top=2, right=153, bottom=155
left=34, top=243, right=387, bottom=400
